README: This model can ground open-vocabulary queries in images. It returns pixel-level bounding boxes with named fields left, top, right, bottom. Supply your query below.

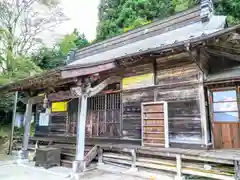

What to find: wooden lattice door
left=86, top=92, right=121, bottom=138
left=141, top=102, right=169, bottom=147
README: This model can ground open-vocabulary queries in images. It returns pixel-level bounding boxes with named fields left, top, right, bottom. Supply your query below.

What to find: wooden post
left=20, top=99, right=33, bottom=160
left=175, top=155, right=185, bottom=180
left=73, top=94, right=88, bottom=173
left=235, top=160, right=240, bottom=180
left=7, top=91, right=18, bottom=155
left=97, top=147, right=104, bottom=165
left=199, top=72, right=209, bottom=146
left=72, top=76, right=121, bottom=174
left=130, top=149, right=138, bottom=171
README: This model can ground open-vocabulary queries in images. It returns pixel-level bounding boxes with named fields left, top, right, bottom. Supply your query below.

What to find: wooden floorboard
left=14, top=136, right=240, bottom=162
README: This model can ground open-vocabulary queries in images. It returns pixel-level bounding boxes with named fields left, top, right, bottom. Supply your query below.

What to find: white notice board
left=39, top=109, right=50, bottom=126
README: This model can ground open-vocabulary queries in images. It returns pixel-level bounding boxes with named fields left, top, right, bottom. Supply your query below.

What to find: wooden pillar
left=73, top=94, right=88, bottom=173
left=97, top=147, right=103, bottom=165
left=130, top=149, right=138, bottom=171
left=72, top=76, right=121, bottom=174
left=175, top=155, right=184, bottom=180
left=7, top=91, right=18, bottom=155
left=235, top=160, right=240, bottom=180
left=20, top=99, right=33, bottom=159
left=199, top=72, right=209, bottom=146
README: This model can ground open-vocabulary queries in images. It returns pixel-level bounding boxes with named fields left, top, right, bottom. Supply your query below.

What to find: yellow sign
left=51, top=101, right=68, bottom=112
left=122, top=73, right=154, bottom=90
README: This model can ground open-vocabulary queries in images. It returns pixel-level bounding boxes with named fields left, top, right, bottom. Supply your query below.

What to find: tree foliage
left=97, top=0, right=176, bottom=40
left=0, top=0, right=67, bottom=113
left=31, top=29, right=89, bottom=70
left=214, top=0, right=240, bottom=25
left=58, top=28, right=89, bottom=56
left=0, top=0, right=67, bottom=75
left=31, top=46, right=63, bottom=70
left=97, top=0, right=240, bottom=41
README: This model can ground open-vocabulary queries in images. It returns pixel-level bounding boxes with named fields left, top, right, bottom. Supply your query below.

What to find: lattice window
left=86, top=91, right=121, bottom=138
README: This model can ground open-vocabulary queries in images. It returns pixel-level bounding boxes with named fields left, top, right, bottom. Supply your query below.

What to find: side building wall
left=121, top=53, right=207, bottom=148
left=34, top=52, right=208, bottom=148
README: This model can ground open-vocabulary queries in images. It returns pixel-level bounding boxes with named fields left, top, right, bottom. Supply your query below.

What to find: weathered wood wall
left=68, top=98, right=78, bottom=136
left=35, top=104, right=68, bottom=137
left=122, top=89, right=154, bottom=139
left=120, top=53, right=204, bottom=144
left=34, top=52, right=207, bottom=147
left=35, top=103, right=48, bottom=136
left=121, top=63, right=154, bottom=139
left=155, top=55, right=202, bottom=143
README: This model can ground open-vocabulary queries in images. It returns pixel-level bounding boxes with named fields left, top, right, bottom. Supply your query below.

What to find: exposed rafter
left=205, top=48, right=240, bottom=62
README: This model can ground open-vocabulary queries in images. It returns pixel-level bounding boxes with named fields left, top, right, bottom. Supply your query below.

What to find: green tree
left=72, top=29, right=89, bottom=50
left=31, top=29, right=89, bottom=70
left=59, top=29, right=89, bottom=56
left=173, top=0, right=199, bottom=12
left=31, top=46, right=64, bottom=70
left=0, top=0, right=67, bottom=75
left=97, top=0, right=240, bottom=41
left=97, top=0, right=175, bottom=40
left=214, top=0, right=240, bottom=25
left=0, top=0, right=67, bottom=114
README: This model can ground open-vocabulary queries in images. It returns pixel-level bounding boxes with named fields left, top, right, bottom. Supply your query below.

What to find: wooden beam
left=206, top=48, right=240, bottom=62
left=22, top=90, right=77, bottom=105
left=84, top=145, right=98, bottom=166
left=88, top=76, right=121, bottom=97
left=61, top=62, right=116, bottom=79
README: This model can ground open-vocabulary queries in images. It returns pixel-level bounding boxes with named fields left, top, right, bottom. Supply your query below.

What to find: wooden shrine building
left=2, top=1, right=240, bottom=179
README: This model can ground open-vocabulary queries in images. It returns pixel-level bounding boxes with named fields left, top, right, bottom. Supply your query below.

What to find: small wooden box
left=35, top=147, right=61, bottom=168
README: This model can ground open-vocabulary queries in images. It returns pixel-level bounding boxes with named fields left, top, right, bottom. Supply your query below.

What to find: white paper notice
left=39, top=109, right=50, bottom=126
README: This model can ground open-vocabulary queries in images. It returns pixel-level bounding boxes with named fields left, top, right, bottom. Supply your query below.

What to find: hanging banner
left=122, top=73, right=154, bottom=90
left=51, top=101, right=68, bottom=112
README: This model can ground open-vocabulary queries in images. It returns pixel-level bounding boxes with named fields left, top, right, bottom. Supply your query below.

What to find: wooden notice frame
left=122, top=73, right=154, bottom=90
left=141, top=101, right=169, bottom=148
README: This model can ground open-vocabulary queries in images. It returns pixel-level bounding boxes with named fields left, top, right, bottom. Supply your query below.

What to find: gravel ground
left=0, top=164, right=149, bottom=180
left=0, top=160, right=175, bottom=180
left=0, top=151, right=174, bottom=180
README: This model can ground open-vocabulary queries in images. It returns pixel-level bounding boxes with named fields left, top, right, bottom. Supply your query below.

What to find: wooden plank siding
left=35, top=103, right=49, bottom=136
left=155, top=56, right=203, bottom=144
left=122, top=90, right=154, bottom=139
left=68, top=98, right=78, bottom=136
left=34, top=52, right=208, bottom=148
left=213, top=123, right=240, bottom=149
left=35, top=105, right=69, bottom=137
left=121, top=62, right=155, bottom=139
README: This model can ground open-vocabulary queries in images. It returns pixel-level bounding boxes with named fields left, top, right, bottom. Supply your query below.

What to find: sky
left=59, top=0, right=100, bottom=41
